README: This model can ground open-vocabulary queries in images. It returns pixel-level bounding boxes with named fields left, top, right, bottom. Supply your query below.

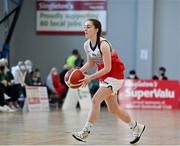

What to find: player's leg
left=72, top=86, right=112, bottom=142
left=105, top=94, right=132, bottom=122
left=103, top=77, right=145, bottom=144
left=105, top=94, right=145, bottom=144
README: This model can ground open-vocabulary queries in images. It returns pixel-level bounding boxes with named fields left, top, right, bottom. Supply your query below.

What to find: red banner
left=118, top=80, right=180, bottom=109
left=36, top=1, right=106, bottom=11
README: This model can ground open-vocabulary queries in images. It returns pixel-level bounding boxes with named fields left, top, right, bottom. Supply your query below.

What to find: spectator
left=66, top=49, right=83, bottom=68
left=158, top=66, right=168, bottom=80
left=24, top=59, right=34, bottom=85
left=59, top=64, right=70, bottom=100
left=12, top=61, right=27, bottom=87
left=11, top=61, right=27, bottom=102
left=46, top=68, right=56, bottom=94
left=26, top=68, right=43, bottom=86
left=31, top=68, right=43, bottom=86
left=46, top=67, right=67, bottom=107
left=127, top=70, right=139, bottom=79
left=0, top=88, right=15, bottom=112
left=0, top=59, right=19, bottom=111
left=74, top=53, right=84, bottom=68
left=24, top=59, right=33, bottom=73
left=152, top=75, right=159, bottom=80
left=59, top=64, right=70, bottom=87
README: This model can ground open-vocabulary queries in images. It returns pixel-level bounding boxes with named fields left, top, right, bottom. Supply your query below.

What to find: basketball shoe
left=72, top=128, right=90, bottom=142
left=130, top=122, right=145, bottom=144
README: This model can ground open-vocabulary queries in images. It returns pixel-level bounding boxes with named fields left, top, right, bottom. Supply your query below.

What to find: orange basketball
left=64, top=69, right=85, bottom=89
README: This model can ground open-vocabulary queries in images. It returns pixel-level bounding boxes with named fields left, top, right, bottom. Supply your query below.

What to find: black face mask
left=160, top=73, right=165, bottom=76
left=0, top=66, right=5, bottom=71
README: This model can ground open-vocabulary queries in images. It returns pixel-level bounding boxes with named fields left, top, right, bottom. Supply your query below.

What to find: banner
left=118, top=80, right=180, bottom=109
left=23, top=86, right=50, bottom=112
left=36, top=0, right=107, bottom=35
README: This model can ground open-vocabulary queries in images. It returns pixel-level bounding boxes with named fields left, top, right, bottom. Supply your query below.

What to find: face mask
left=129, top=74, right=135, bottom=78
left=160, top=72, right=165, bottom=76
left=20, top=65, right=26, bottom=71
left=26, top=65, right=32, bottom=72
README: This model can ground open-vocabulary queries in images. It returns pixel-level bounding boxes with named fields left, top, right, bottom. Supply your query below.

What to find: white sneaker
left=15, top=104, right=21, bottom=110
left=130, top=122, right=145, bottom=144
left=10, top=105, right=18, bottom=111
left=0, top=106, right=7, bottom=112
left=72, top=128, right=90, bottom=142
left=3, top=105, right=15, bottom=112
left=4, top=94, right=11, bottom=100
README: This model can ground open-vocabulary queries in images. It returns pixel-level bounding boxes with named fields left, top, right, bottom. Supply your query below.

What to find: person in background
left=0, top=58, right=18, bottom=111
left=24, top=59, right=34, bottom=85
left=46, top=68, right=56, bottom=94
left=74, top=53, right=84, bottom=68
left=66, top=49, right=83, bottom=68
left=127, top=70, right=139, bottom=79
left=0, top=86, right=15, bottom=112
left=152, top=75, right=159, bottom=80
left=59, top=64, right=70, bottom=96
left=29, top=68, right=43, bottom=86
left=46, top=67, right=66, bottom=107
left=12, top=61, right=27, bottom=87
left=158, top=66, right=168, bottom=80
left=25, top=59, right=33, bottom=73
left=11, top=61, right=27, bottom=103
left=4, top=58, right=22, bottom=109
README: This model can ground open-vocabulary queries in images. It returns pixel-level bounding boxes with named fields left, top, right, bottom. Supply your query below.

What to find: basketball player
left=72, top=19, right=145, bottom=144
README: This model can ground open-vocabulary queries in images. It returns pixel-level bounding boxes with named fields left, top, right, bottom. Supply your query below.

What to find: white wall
left=153, top=0, right=180, bottom=79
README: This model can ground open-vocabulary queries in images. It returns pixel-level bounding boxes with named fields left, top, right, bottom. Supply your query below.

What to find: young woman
left=72, top=19, right=145, bottom=144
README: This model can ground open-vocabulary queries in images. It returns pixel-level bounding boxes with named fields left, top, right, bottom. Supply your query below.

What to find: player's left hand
left=79, top=75, right=92, bottom=88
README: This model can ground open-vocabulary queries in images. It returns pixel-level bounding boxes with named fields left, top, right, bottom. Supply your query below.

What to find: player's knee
left=92, top=97, right=101, bottom=107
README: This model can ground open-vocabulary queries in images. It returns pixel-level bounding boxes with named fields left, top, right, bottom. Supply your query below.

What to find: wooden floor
left=0, top=107, right=180, bottom=146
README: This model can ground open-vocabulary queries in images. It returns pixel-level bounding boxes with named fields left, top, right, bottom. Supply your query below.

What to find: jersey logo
left=92, top=53, right=96, bottom=57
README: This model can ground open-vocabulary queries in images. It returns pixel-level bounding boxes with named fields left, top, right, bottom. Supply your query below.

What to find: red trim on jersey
left=97, top=49, right=125, bottom=81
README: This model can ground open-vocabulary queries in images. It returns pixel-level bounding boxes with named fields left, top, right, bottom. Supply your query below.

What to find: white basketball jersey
left=86, top=38, right=109, bottom=64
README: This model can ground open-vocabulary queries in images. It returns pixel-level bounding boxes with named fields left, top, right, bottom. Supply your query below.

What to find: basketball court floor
left=0, top=108, right=180, bottom=146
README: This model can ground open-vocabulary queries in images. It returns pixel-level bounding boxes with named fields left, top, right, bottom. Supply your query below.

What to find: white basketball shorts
left=99, top=77, right=124, bottom=95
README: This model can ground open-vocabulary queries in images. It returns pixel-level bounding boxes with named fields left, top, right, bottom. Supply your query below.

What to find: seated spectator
left=59, top=64, right=70, bottom=88
left=12, top=61, right=27, bottom=87
left=11, top=61, right=27, bottom=103
left=24, top=59, right=33, bottom=73
left=0, top=58, right=20, bottom=111
left=127, top=70, right=139, bottom=79
left=152, top=75, right=159, bottom=80
left=158, top=66, right=168, bottom=80
left=0, top=75, right=15, bottom=112
left=31, top=69, right=43, bottom=86
left=46, top=67, right=67, bottom=107
left=58, top=64, right=70, bottom=100
left=46, top=68, right=56, bottom=94
left=26, top=68, right=43, bottom=86
left=0, top=87, right=15, bottom=112
left=24, top=59, right=34, bottom=85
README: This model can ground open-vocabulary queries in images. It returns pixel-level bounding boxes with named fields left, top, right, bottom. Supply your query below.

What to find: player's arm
left=89, top=41, right=111, bottom=80
left=80, top=41, right=95, bottom=73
